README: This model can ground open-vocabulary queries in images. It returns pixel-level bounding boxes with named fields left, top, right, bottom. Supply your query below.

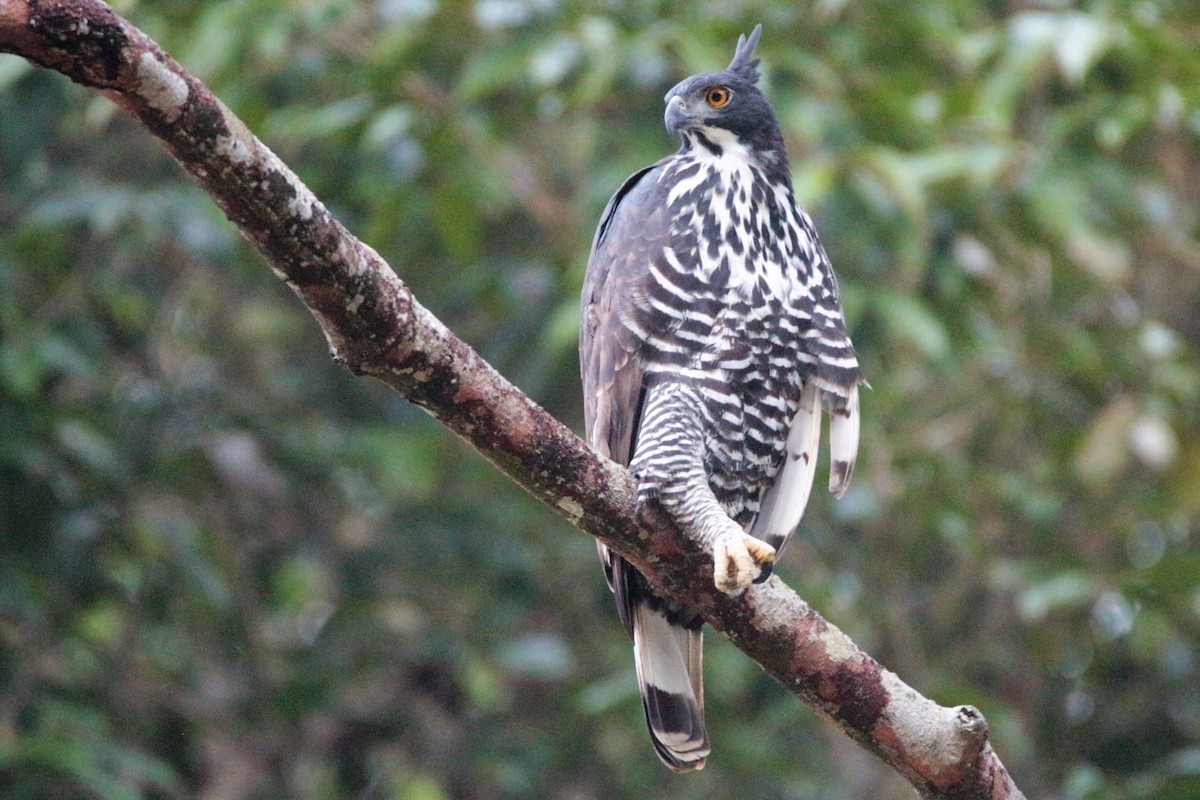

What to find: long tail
left=633, top=602, right=709, bottom=771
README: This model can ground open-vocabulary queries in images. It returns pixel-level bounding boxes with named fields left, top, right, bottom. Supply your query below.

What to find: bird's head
left=663, top=25, right=784, bottom=159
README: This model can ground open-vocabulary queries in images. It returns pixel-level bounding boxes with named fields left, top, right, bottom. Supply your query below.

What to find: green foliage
left=3, top=1, right=1200, bottom=798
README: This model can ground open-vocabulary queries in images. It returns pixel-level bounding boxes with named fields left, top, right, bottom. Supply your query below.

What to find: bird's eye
left=705, top=86, right=732, bottom=108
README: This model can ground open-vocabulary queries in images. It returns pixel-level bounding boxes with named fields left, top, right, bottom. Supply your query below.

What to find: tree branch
left=0, top=3, right=1024, bottom=797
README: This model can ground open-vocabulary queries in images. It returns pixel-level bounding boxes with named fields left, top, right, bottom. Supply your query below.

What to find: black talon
left=753, top=562, right=774, bottom=584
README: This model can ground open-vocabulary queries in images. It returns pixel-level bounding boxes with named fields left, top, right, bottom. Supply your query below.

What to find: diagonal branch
left=0, top=3, right=1024, bottom=798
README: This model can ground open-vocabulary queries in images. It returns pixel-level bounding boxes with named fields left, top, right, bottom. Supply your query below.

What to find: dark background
left=2, top=1, right=1199, bottom=798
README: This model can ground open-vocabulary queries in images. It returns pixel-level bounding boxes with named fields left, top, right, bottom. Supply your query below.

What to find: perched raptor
left=580, top=26, right=863, bottom=770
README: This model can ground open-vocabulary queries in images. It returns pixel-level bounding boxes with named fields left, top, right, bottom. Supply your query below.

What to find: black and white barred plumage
left=580, top=25, right=862, bottom=771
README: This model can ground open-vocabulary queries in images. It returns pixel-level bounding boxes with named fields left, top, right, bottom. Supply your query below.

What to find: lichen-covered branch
left=0, top=3, right=1024, bottom=797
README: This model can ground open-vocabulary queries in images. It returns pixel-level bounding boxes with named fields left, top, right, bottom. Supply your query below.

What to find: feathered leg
left=630, top=382, right=774, bottom=595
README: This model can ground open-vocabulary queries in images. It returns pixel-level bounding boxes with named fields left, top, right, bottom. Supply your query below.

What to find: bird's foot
left=712, top=533, right=775, bottom=595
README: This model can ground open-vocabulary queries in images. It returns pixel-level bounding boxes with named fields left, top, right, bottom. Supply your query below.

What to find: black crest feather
left=727, top=24, right=763, bottom=84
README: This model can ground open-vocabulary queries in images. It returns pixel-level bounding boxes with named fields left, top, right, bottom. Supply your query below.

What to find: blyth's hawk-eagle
left=580, top=25, right=863, bottom=771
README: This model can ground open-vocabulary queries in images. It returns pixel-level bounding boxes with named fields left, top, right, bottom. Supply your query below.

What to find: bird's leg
left=631, top=384, right=774, bottom=595
left=668, top=473, right=775, bottom=595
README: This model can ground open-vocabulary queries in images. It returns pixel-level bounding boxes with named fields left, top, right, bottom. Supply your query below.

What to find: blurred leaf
left=1015, top=570, right=1094, bottom=622
left=263, top=95, right=375, bottom=147
left=400, top=774, right=449, bottom=800
left=458, top=40, right=536, bottom=101
left=872, top=290, right=951, bottom=359
left=1074, top=397, right=1137, bottom=486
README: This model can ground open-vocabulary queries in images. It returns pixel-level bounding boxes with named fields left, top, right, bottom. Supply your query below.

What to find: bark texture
left=0, top=3, right=1025, bottom=798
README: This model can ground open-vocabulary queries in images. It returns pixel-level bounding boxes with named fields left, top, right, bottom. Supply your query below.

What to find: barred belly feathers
left=579, top=25, right=863, bottom=771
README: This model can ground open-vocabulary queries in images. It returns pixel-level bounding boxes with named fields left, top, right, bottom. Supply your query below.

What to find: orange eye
left=705, top=86, right=732, bottom=108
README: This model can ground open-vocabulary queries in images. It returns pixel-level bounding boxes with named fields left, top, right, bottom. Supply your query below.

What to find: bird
left=579, top=25, right=863, bottom=771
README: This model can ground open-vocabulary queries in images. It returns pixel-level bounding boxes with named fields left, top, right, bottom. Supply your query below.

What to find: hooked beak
left=664, top=95, right=690, bottom=134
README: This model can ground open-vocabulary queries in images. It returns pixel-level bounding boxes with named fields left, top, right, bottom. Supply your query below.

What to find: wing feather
left=581, top=164, right=659, bottom=467
left=748, top=380, right=822, bottom=553
left=581, top=164, right=710, bottom=771
left=581, top=164, right=663, bottom=627
left=828, top=384, right=860, bottom=498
